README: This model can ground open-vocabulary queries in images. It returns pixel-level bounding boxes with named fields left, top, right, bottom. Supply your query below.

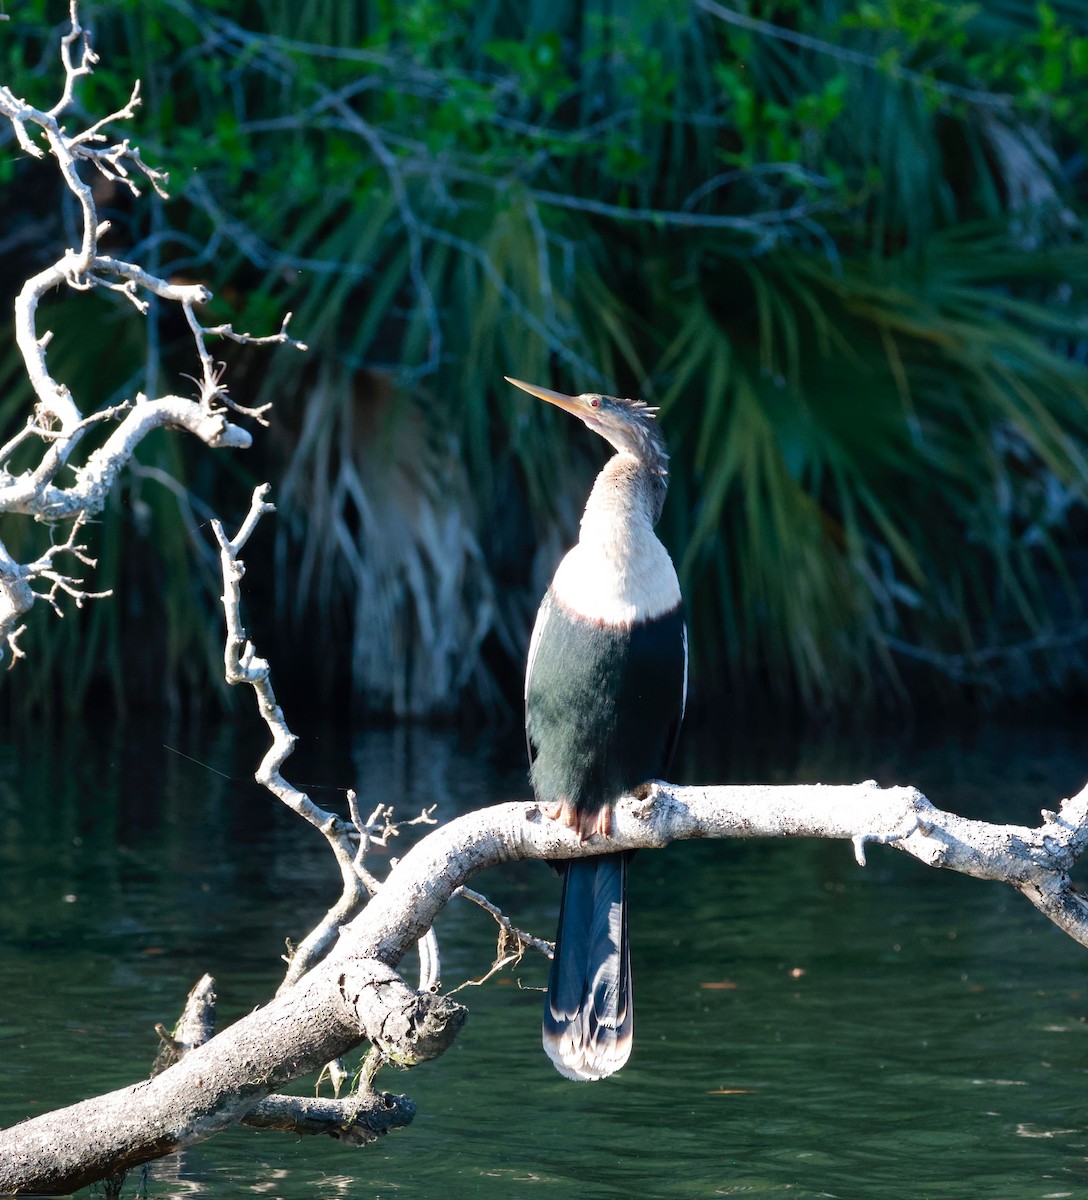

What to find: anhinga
left=506, top=375, right=687, bottom=1082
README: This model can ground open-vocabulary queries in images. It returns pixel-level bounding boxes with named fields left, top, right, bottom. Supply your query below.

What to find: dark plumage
left=507, top=376, right=687, bottom=1082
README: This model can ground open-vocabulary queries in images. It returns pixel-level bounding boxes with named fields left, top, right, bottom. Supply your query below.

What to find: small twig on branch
left=456, top=884, right=553, bottom=959
left=213, top=482, right=369, bottom=992
left=182, top=304, right=305, bottom=423
left=445, top=884, right=554, bottom=994
left=212, top=484, right=351, bottom=852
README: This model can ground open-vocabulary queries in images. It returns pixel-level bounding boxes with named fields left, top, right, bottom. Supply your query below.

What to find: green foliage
left=1, top=0, right=1086, bottom=716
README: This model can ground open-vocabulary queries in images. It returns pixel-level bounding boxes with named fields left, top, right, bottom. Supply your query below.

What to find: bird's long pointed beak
left=504, top=376, right=583, bottom=417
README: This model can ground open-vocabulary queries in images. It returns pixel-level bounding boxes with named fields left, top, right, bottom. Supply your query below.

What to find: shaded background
left=2, top=0, right=1087, bottom=724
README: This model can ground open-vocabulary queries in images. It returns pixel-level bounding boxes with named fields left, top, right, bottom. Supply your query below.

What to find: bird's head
left=505, top=377, right=667, bottom=476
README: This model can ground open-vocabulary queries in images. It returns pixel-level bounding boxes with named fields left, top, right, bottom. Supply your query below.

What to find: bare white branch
left=212, top=487, right=443, bottom=997
left=0, top=3, right=304, bottom=668
left=241, top=1090, right=416, bottom=1144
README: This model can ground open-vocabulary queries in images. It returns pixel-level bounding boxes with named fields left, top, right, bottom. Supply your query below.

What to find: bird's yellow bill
left=504, top=376, right=583, bottom=417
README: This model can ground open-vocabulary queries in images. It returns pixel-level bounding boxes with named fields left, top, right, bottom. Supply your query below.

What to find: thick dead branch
left=338, top=778, right=1088, bottom=965
left=0, top=957, right=462, bottom=1194
left=148, top=974, right=413, bottom=1148
left=242, top=1091, right=415, bottom=1145
left=146, top=973, right=413, bottom=1149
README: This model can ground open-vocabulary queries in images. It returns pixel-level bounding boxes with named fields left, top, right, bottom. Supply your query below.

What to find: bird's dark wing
left=523, top=588, right=555, bottom=768
left=663, top=620, right=688, bottom=773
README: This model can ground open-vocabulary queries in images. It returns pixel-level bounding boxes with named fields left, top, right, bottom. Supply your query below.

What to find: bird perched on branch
left=506, top=376, right=687, bottom=1082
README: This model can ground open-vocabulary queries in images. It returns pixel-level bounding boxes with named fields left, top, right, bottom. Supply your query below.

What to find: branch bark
left=336, top=777, right=1088, bottom=963
left=242, top=1091, right=416, bottom=1145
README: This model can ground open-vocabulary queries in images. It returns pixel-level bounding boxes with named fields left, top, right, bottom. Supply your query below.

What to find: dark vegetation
left=1, top=0, right=1087, bottom=721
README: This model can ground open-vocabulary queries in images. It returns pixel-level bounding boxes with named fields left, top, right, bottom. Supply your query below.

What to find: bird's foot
left=543, top=796, right=578, bottom=829
left=542, top=797, right=612, bottom=843
left=574, top=805, right=612, bottom=841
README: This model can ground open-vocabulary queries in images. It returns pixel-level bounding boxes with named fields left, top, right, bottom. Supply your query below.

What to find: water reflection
left=1, top=717, right=1088, bottom=1197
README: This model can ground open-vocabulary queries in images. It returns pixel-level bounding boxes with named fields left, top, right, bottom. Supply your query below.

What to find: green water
left=2, top=718, right=1088, bottom=1198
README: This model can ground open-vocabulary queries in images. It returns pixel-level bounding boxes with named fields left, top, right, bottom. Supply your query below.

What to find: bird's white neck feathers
left=550, top=452, right=680, bottom=628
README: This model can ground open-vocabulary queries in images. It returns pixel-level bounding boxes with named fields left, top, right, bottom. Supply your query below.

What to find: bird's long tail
left=543, top=853, right=632, bottom=1082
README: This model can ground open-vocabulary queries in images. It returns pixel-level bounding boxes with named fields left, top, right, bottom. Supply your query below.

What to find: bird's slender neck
left=578, top=450, right=667, bottom=554
left=549, top=442, right=678, bottom=627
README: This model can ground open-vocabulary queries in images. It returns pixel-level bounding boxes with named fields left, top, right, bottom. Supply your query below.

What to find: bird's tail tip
left=543, top=854, right=633, bottom=1082
left=542, top=1020, right=633, bottom=1082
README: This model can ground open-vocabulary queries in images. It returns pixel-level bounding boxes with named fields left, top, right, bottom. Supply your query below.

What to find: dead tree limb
left=0, top=957, right=459, bottom=1194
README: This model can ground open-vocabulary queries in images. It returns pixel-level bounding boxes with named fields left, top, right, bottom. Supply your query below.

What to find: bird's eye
left=590, top=397, right=600, bottom=408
